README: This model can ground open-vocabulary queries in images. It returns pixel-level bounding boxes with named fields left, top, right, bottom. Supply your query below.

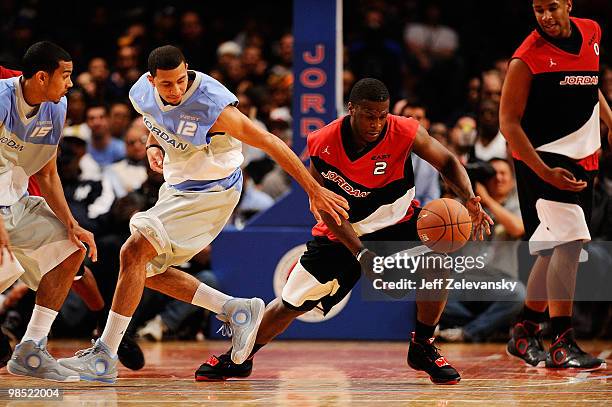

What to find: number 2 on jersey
left=374, top=161, right=387, bottom=175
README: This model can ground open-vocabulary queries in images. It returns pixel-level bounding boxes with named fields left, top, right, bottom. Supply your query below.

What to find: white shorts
left=129, top=182, right=241, bottom=276
left=0, top=195, right=80, bottom=291
left=529, top=199, right=590, bottom=260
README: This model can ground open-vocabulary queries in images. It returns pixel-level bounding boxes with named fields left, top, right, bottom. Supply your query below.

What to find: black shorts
left=513, top=152, right=595, bottom=245
left=281, top=208, right=423, bottom=314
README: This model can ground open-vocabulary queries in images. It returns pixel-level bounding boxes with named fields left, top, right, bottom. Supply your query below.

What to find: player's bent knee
left=120, top=232, right=157, bottom=265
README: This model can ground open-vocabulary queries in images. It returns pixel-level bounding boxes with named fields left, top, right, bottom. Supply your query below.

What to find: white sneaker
left=58, top=339, right=118, bottom=383
left=7, top=337, right=80, bottom=382
left=439, top=327, right=465, bottom=342
left=137, top=315, right=165, bottom=342
left=217, top=298, right=265, bottom=364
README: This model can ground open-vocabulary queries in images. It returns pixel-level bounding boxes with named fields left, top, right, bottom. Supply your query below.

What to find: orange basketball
left=417, top=198, right=472, bottom=253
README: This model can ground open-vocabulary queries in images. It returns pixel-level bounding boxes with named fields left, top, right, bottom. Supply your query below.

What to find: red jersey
left=0, top=66, right=21, bottom=79
left=308, top=114, right=419, bottom=240
left=511, top=17, right=601, bottom=170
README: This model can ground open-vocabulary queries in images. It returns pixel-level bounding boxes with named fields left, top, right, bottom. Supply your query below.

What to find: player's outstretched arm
left=212, top=105, right=349, bottom=225
left=412, top=125, right=493, bottom=240
left=33, top=154, right=97, bottom=261
left=500, top=58, right=586, bottom=192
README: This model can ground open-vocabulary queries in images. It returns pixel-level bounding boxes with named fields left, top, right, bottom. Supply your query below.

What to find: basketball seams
left=419, top=208, right=448, bottom=225
left=417, top=206, right=448, bottom=250
left=456, top=206, right=472, bottom=241
left=441, top=198, right=455, bottom=252
left=417, top=198, right=471, bottom=253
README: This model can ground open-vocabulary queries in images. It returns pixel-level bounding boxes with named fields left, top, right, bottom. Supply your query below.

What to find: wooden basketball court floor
left=0, top=339, right=610, bottom=406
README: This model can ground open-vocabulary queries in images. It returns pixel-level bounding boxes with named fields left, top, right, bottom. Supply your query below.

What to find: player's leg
left=71, top=265, right=145, bottom=371
left=195, top=298, right=308, bottom=381
left=144, top=266, right=264, bottom=364
left=507, top=253, right=549, bottom=367
left=60, top=183, right=249, bottom=381
left=58, top=231, right=156, bottom=383
left=545, top=240, right=604, bottom=370
left=5, top=196, right=84, bottom=382
left=196, top=238, right=356, bottom=381
left=506, top=158, right=550, bottom=366
left=410, top=253, right=461, bottom=385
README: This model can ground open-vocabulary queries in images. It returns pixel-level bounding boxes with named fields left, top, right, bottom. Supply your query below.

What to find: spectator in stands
left=110, top=46, right=142, bottom=96
left=270, top=33, right=293, bottom=78
left=179, top=10, right=215, bottom=72
left=259, top=119, right=293, bottom=199
left=350, top=8, right=403, bottom=102
left=480, top=69, right=503, bottom=104
left=473, top=99, right=507, bottom=161
left=85, top=104, right=126, bottom=166
left=216, top=41, right=242, bottom=72
left=242, top=45, right=268, bottom=85
left=429, top=122, right=449, bottom=147
left=404, top=2, right=463, bottom=121
left=66, top=88, right=87, bottom=126
left=401, top=103, right=440, bottom=205
left=237, top=91, right=267, bottom=167
left=105, top=118, right=148, bottom=198
left=57, top=135, right=115, bottom=233
left=109, top=101, right=133, bottom=139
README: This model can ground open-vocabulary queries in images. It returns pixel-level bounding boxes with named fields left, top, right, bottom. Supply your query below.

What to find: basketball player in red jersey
left=501, top=0, right=611, bottom=370
left=197, top=78, right=493, bottom=385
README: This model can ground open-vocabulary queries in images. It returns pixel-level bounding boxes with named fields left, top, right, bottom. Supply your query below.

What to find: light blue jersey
left=129, top=71, right=243, bottom=189
left=0, top=77, right=67, bottom=205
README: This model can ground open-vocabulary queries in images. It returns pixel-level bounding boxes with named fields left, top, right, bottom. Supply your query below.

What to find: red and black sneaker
left=407, top=333, right=461, bottom=385
left=507, top=321, right=546, bottom=367
left=195, top=352, right=253, bottom=381
left=545, top=329, right=606, bottom=371
left=0, top=329, right=12, bottom=369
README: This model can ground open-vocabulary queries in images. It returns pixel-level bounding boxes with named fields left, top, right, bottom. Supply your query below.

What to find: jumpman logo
left=549, top=58, right=557, bottom=68
left=322, top=146, right=331, bottom=155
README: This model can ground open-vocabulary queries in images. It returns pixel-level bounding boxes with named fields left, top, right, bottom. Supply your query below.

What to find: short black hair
left=22, top=41, right=71, bottom=79
left=148, top=45, right=186, bottom=76
left=348, top=78, right=390, bottom=104
left=86, top=103, right=109, bottom=115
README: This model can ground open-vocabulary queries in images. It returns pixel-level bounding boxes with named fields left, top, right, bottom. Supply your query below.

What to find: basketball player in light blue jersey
left=61, top=45, right=349, bottom=382
left=0, top=42, right=97, bottom=382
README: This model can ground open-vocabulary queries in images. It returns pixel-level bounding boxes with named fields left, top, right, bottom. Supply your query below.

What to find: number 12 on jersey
left=177, top=120, right=197, bottom=137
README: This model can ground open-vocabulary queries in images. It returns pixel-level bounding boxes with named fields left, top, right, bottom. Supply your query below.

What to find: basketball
left=417, top=198, right=472, bottom=253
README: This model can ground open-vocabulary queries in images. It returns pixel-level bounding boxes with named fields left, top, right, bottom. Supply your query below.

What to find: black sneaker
left=117, top=335, right=145, bottom=371
left=545, top=329, right=606, bottom=371
left=407, top=333, right=461, bottom=384
left=0, top=329, right=12, bottom=369
left=195, top=353, right=253, bottom=381
left=506, top=321, right=546, bottom=367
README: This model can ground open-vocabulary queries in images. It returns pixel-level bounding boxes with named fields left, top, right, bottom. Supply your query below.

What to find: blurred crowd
left=1, top=1, right=611, bottom=343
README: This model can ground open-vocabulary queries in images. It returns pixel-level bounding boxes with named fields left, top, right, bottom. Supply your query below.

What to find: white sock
left=100, top=311, right=131, bottom=356
left=22, top=305, right=58, bottom=343
left=191, top=283, right=232, bottom=314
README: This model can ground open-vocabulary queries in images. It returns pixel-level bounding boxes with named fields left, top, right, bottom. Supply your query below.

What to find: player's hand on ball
left=147, top=146, right=165, bottom=174
left=466, top=196, right=493, bottom=241
left=309, top=186, right=349, bottom=226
